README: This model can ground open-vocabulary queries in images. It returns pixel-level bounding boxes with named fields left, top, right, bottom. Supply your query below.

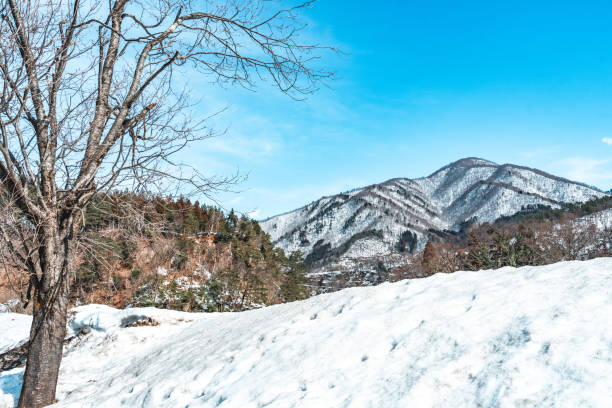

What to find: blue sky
left=182, top=0, right=612, bottom=219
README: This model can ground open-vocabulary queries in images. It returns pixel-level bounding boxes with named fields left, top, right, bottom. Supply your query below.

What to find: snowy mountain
left=260, top=158, right=605, bottom=269
left=3, top=258, right=612, bottom=407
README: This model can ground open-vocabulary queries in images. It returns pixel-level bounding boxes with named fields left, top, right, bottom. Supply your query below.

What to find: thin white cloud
left=247, top=209, right=261, bottom=218
left=205, top=135, right=280, bottom=159
left=520, top=145, right=561, bottom=159
left=226, top=196, right=245, bottom=206
left=250, top=178, right=365, bottom=218
left=554, top=157, right=612, bottom=187
left=602, top=137, right=612, bottom=145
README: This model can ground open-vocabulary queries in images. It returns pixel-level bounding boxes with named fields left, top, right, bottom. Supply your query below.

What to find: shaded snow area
left=0, top=301, right=20, bottom=314
left=3, top=258, right=612, bottom=407
left=0, top=313, right=31, bottom=408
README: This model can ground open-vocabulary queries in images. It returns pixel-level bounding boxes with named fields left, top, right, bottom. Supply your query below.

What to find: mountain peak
left=260, top=158, right=605, bottom=279
left=451, top=157, right=497, bottom=167
left=426, top=157, right=498, bottom=178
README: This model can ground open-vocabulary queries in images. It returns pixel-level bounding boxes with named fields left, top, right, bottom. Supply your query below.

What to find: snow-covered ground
left=0, top=313, right=30, bottom=355
left=3, top=258, right=612, bottom=407
left=0, top=313, right=31, bottom=408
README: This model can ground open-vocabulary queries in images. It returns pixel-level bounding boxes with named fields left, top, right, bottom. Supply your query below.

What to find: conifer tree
left=281, top=252, right=309, bottom=302
left=421, top=241, right=438, bottom=275
left=466, top=232, right=493, bottom=270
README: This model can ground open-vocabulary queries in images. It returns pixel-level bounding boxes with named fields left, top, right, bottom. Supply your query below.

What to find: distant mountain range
left=260, top=157, right=606, bottom=269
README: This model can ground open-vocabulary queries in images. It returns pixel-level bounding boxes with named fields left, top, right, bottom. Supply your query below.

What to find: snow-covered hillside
left=260, top=158, right=605, bottom=268
left=578, top=208, right=612, bottom=230
left=3, top=258, right=612, bottom=407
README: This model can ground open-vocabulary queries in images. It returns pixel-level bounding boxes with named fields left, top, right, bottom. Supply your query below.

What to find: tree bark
left=18, top=223, right=75, bottom=408
left=18, top=276, right=69, bottom=407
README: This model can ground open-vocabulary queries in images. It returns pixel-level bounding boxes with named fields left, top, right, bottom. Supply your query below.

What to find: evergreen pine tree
left=421, top=241, right=438, bottom=275
left=466, top=232, right=493, bottom=270
left=281, top=252, right=308, bottom=302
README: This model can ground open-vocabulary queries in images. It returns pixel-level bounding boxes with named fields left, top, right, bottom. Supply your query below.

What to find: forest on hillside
left=311, top=195, right=612, bottom=292
left=0, top=193, right=308, bottom=314
left=395, top=195, right=612, bottom=279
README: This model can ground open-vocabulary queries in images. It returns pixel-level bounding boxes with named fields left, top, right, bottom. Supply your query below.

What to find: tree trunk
left=18, top=238, right=72, bottom=408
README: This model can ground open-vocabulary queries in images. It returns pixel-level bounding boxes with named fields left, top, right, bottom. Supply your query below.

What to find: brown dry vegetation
left=0, top=194, right=308, bottom=314
left=393, top=213, right=612, bottom=279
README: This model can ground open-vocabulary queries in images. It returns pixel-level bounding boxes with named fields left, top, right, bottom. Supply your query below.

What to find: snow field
left=0, top=314, right=31, bottom=355
left=0, top=313, right=32, bottom=408
left=1, top=258, right=612, bottom=407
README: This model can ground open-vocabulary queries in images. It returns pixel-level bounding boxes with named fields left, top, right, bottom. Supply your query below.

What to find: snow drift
left=2, top=258, right=612, bottom=407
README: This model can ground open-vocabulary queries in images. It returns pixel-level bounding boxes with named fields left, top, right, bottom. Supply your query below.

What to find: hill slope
left=3, top=258, right=612, bottom=407
left=260, top=158, right=605, bottom=269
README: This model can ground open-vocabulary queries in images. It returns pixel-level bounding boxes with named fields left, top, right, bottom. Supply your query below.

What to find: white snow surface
left=0, top=314, right=31, bottom=408
left=3, top=258, right=612, bottom=407
left=578, top=208, right=612, bottom=230
left=0, top=314, right=31, bottom=355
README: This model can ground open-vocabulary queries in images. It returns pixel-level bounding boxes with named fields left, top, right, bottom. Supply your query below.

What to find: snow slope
left=0, top=314, right=30, bottom=355
left=578, top=208, right=612, bottom=230
left=260, top=158, right=605, bottom=269
left=3, top=258, right=612, bottom=407
left=0, top=313, right=31, bottom=408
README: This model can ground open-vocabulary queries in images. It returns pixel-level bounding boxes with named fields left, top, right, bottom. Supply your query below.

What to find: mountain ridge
left=260, top=157, right=607, bottom=272
left=261, top=157, right=603, bottom=223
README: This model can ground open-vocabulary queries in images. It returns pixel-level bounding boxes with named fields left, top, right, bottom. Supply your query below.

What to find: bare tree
left=537, top=217, right=602, bottom=262
left=0, top=0, right=332, bottom=405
